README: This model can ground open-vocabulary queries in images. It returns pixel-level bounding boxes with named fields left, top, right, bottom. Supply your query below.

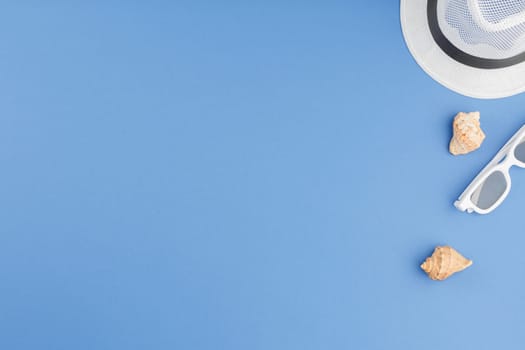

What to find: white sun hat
left=401, top=0, right=525, bottom=99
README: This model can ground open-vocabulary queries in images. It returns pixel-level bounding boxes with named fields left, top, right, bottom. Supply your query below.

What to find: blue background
left=1, top=1, right=525, bottom=349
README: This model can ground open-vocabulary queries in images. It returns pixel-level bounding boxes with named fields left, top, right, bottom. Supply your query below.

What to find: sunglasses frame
left=455, top=125, right=525, bottom=214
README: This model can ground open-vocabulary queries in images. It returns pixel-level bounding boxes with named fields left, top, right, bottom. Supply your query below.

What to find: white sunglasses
left=455, top=125, right=525, bottom=214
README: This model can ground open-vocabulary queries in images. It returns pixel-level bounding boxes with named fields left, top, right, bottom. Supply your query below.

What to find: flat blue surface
left=2, top=1, right=525, bottom=349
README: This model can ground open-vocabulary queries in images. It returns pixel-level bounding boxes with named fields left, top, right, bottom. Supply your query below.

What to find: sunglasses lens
left=515, top=139, right=525, bottom=163
left=470, top=171, right=507, bottom=210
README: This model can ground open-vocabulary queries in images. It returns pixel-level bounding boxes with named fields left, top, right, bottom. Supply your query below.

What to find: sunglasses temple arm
left=481, top=126, right=525, bottom=169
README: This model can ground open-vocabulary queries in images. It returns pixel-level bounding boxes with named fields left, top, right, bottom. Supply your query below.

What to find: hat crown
left=440, top=0, right=525, bottom=59
left=470, top=0, right=525, bottom=31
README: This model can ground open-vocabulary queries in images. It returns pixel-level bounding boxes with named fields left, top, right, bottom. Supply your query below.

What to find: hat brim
left=401, top=0, right=525, bottom=99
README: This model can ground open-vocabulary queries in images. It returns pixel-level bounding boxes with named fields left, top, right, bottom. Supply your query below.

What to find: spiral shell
left=449, top=111, right=485, bottom=155
left=421, top=246, right=472, bottom=281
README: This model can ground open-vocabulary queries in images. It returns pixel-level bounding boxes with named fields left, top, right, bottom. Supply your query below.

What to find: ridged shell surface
left=421, top=246, right=472, bottom=281
left=449, top=112, right=485, bottom=155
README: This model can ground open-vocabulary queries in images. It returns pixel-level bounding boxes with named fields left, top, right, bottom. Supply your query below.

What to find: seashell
left=420, top=246, right=472, bottom=281
left=449, top=111, right=485, bottom=155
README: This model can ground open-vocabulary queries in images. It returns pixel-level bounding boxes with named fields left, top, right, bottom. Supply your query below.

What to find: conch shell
left=420, top=246, right=472, bottom=281
left=449, top=111, right=485, bottom=155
